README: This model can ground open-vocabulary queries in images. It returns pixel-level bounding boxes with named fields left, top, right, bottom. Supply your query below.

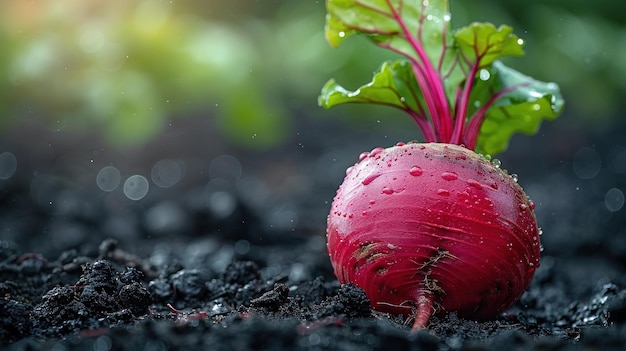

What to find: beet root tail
left=411, top=293, right=435, bottom=331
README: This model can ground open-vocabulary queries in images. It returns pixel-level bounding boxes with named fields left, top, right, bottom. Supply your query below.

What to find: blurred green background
left=0, top=0, right=624, bottom=150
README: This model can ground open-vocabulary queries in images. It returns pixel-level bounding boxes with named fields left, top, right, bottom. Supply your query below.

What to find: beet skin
left=326, top=143, right=541, bottom=329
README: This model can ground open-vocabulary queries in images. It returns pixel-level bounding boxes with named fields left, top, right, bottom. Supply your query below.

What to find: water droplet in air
left=441, top=172, right=458, bottom=181
left=409, top=166, right=423, bottom=176
left=362, top=173, right=381, bottom=185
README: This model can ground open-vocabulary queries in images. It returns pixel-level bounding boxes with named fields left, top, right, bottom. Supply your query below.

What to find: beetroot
left=319, top=0, right=564, bottom=330
left=327, top=143, right=540, bottom=328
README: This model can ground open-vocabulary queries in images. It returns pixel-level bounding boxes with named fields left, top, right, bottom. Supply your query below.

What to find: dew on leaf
left=479, top=69, right=491, bottom=81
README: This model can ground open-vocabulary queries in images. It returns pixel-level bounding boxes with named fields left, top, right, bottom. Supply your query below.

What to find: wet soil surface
left=1, top=116, right=626, bottom=350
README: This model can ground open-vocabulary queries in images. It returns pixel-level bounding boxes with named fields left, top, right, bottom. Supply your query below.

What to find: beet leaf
left=319, top=0, right=564, bottom=155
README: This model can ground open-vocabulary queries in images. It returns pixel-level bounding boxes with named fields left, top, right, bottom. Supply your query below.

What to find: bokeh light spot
left=123, top=175, right=149, bottom=200
left=572, top=147, right=601, bottom=179
left=605, top=188, right=624, bottom=212
left=151, top=159, right=183, bottom=188
left=96, top=166, right=121, bottom=192
left=0, top=152, right=18, bottom=180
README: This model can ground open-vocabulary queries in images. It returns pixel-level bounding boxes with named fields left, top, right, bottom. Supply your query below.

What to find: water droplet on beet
left=529, top=200, right=536, bottom=210
left=369, top=200, right=376, bottom=205
left=346, top=166, right=354, bottom=175
left=441, top=172, right=458, bottom=181
left=362, top=211, right=368, bottom=216
left=511, top=173, right=519, bottom=183
left=382, top=187, right=394, bottom=195
left=520, top=203, right=528, bottom=210
left=362, top=173, right=381, bottom=185
left=359, top=152, right=370, bottom=161
left=467, top=178, right=482, bottom=190
left=492, top=159, right=502, bottom=168
left=396, top=142, right=405, bottom=146
left=437, top=189, right=450, bottom=196
left=370, top=147, right=384, bottom=157
left=409, top=166, right=423, bottom=176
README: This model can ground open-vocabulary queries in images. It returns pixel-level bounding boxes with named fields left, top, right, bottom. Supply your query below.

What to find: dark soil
left=1, top=115, right=626, bottom=350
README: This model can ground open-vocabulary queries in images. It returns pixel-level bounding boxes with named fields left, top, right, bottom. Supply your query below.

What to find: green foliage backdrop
left=0, top=0, right=623, bottom=149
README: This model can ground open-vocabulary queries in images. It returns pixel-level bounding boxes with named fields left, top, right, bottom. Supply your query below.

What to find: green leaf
left=321, top=0, right=565, bottom=153
left=474, top=61, right=564, bottom=155
left=454, top=23, right=525, bottom=68
left=325, top=0, right=452, bottom=65
left=319, top=60, right=424, bottom=113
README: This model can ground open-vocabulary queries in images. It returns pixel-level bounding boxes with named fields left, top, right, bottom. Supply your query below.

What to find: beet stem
left=411, top=292, right=435, bottom=331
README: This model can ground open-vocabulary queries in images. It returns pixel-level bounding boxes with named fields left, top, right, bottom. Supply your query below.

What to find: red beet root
left=319, top=0, right=563, bottom=330
left=327, top=143, right=540, bottom=329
